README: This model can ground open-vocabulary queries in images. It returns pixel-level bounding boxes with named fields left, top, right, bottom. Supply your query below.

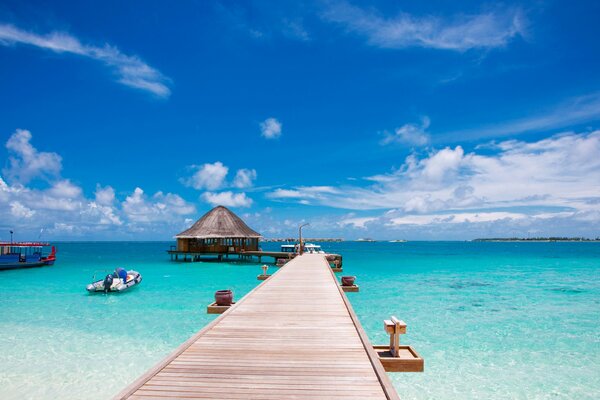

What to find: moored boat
left=0, top=242, right=56, bottom=270
left=86, top=267, right=142, bottom=293
left=281, top=243, right=326, bottom=254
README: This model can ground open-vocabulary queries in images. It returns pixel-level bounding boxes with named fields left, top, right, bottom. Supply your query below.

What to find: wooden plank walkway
left=114, top=254, right=398, bottom=400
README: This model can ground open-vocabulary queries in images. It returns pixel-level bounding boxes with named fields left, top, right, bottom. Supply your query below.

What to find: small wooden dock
left=114, top=254, right=398, bottom=400
left=167, top=249, right=293, bottom=263
left=168, top=249, right=343, bottom=268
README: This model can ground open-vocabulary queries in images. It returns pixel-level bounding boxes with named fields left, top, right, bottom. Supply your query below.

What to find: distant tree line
left=473, top=237, right=600, bottom=242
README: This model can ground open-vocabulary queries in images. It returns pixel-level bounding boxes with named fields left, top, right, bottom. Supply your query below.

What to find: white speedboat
left=304, top=243, right=325, bottom=254
left=86, top=268, right=142, bottom=293
left=280, top=243, right=325, bottom=254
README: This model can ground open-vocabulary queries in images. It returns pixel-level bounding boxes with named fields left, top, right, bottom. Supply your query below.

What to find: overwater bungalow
left=169, top=205, right=262, bottom=261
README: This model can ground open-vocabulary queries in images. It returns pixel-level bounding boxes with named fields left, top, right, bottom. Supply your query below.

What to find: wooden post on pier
left=373, top=316, right=424, bottom=372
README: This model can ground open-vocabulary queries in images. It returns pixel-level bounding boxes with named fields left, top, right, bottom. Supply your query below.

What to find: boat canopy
left=0, top=242, right=50, bottom=247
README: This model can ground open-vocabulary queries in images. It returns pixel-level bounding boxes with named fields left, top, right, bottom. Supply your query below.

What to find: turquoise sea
left=0, top=241, right=599, bottom=399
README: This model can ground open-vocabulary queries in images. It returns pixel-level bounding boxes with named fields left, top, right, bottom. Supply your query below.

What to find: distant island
left=473, top=237, right=600, bottom=242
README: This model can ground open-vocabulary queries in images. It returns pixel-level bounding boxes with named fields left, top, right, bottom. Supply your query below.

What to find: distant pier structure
left=168, top=205, right=288, bottom=263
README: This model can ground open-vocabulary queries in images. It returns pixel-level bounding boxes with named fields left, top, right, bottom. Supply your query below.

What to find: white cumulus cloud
left=10, top=201, right=35, bottom=218
left=267, top=131, right=600, bottom=225
left=201, top=191, right=253, bottom=207
left=122, top=188, right=196, bottom=223
left=46, top=180, right=83, bottom=199
left=3, top=129, right=62, bottom=184
left=95, top=185, right=116, bottom=206
left=233, top=168, right=257, bottom=188
left=260, top=117, right=282, bottom=139
left=0, top=130, right=199, bottom=238
left=83, top=202, right=122, bottom=226
left=184, top=162, right=229, bottom=190
left=182, top=163, right=259, bottom=192
left=418, top=146, right=465, bottom=183
left=381, top=117, right=431, bottom=146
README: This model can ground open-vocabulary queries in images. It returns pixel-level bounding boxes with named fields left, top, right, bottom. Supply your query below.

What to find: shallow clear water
left=0, top=241, right=599, bottom=399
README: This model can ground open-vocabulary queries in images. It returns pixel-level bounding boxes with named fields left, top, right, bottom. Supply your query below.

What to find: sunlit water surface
left=0, top=241, right=598, bottom=399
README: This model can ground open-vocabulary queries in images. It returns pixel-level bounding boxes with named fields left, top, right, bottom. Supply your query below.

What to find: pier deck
left=114, top=254, right=398, bottom=400
left=167, top=249, right=292, bottom=259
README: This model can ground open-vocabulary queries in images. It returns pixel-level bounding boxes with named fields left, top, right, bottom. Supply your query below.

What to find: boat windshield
left=280, top=243, right=325, bottom=254
left=304, top=244, right=324, bottom=253
left=281, top=245, right=296, bottom=253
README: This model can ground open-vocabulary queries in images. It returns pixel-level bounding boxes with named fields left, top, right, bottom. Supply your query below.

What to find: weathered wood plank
left=114, top=254, right=398, bottom=400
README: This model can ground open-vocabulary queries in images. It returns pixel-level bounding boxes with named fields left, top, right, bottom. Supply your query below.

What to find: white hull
left=86, top=270, right=142, bottom=293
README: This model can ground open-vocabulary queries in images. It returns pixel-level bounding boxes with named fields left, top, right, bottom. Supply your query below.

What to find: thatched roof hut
left=175, top=206, right=261, bottom=253
left=176, top=205, right=261, bottom=239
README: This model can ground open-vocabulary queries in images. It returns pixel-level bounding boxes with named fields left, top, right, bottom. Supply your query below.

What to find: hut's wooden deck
left=114, top=254, right=398, bottom=400
left=167, top=250, right=292, bottom=259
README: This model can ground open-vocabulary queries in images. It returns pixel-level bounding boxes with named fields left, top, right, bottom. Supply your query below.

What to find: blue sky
left=1, top=0, right=599, bottom=240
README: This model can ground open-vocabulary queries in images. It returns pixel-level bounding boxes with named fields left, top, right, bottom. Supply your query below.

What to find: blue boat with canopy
left=0, top=242, right=56, bottom=270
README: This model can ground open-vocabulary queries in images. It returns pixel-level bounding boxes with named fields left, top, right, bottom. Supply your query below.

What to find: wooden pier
left=168, top=248, right=343, bottom=268
left=167, top=249, right=294, bottom=263
left=114, top=254, right=399, bottom=400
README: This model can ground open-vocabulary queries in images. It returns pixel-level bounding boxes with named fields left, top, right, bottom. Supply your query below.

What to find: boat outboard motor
left=103, top=274, right=114, bottom=293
